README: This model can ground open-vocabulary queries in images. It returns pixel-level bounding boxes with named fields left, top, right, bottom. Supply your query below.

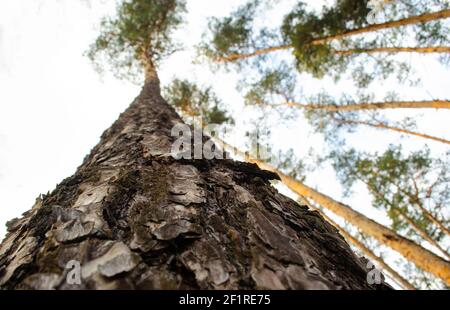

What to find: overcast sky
left=0, top=0, right=449, bottom=289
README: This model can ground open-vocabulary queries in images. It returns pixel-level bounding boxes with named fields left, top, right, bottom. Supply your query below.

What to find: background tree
left=203, top=0, right=450, bottom=84
left=331, top=146, right=450, bottom=287
left=331, top=147, right=450, bottom=256
left=303, top=95, right=450, bottom=146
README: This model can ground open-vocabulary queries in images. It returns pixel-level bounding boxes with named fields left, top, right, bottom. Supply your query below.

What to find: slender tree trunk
left=393, top=209, right=450, bottom=260
left=0, top=75, right=388, bottom=290
left=301, top=197, right=416, bottom=290
left=270, top=100, right=450, bottom=111
left=363, top=172, right=450, bottom=239
left=335, top=119, right=450, bottom=145
left=215, top=10, right=450, bottom=63
left=214, top=45, right=291, bottom=63
left=333, top=46, right=450, bottom=55
left=214, top=138, right=450, bottom=285
left=357, top=178, right=450, bottom=260
left=315, top=9, right=450, bottom=44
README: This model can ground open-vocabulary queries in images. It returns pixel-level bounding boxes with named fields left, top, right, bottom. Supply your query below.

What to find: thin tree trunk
left=269, top=100, right=450, bottom=111
left=301, top=197, right=416, bottom=290
left=0, top=76, right=388, bottom=290
left=393, top=209, right=450, bottom=260
left=315, top=9, right=450, bottom=44
left=357, top=178, right=450, bottom=260
left=215, top=10, right=450, bottom=63
left=333, top=46, right=450, bottom=55
left=345, top=158, right=450, bottom=265
left=214, top=45, right=291, bottom=63
left=335, top=119, right=450, bottom=145
left=214, top=138, right=450, bottom=285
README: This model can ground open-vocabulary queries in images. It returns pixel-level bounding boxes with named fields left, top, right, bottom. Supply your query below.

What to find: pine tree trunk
left=286, top=100, right=450, bottom=111
left=393, top=210, right=450, bottom=261
left=0, top=78, right=387, bottom=290
left=333, top=46, right=450, bottom=55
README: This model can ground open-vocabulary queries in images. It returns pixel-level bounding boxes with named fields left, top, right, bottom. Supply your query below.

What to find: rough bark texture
left=0, top=79, right=389, bottom=290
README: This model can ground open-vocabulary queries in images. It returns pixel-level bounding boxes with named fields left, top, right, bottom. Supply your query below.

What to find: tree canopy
left=86, top=0, right=186, bottom=81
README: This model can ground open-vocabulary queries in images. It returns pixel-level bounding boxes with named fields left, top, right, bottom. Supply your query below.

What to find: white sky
left=0, top=0, right=449, bottom=289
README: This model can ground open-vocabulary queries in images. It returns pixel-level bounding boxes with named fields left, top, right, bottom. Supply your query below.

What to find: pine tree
left=0, top=0, right=386, bottom=290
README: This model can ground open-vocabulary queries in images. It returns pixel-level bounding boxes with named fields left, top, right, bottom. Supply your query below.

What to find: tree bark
left=0, top=77, right=388, bottom=290
left=215, top=139, right=450, bottom=285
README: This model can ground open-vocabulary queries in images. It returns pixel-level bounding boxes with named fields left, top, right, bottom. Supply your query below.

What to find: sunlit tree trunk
left=333, top=46, right=450, bottom=55
left=393, top=209, right=450, bottom=260
left=358, top=178, right=450, bottom=260
left=214, top=138, right=450, bottom=285
left=276, top=100, right=450, bottom=111
left=214, top=45, right=291, bottom=63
